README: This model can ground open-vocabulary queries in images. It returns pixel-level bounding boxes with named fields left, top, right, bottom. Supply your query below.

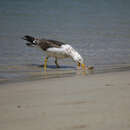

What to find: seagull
left=22, top=35, right=86, bottom=72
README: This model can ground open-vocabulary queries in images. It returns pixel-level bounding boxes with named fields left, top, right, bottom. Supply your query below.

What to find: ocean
left=0, top=0, right=130, bottom=83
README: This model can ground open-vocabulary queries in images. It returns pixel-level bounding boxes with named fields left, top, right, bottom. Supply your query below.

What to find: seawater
left=0, top=0, right=130, bottom=82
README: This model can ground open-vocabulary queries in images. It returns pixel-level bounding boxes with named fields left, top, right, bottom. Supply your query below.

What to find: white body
left=44, top=44, right=84, bottom=64
left=23, top=35, right=85, bottom=65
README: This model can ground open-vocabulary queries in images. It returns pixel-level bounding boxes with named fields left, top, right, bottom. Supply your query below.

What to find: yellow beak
left=81, top=64, right=86, bottom=70
left=81, top=64, right=87, bottom=75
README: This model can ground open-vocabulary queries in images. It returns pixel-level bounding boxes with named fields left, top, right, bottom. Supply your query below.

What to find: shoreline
left=0, top=63, right=130, bottom=85
left=0, top=70, right=130, bottom=130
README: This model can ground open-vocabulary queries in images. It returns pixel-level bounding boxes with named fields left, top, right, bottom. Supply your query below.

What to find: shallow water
left=0, top=64, right=130, bottom=84
left=0, top=0, right=130, bottom=83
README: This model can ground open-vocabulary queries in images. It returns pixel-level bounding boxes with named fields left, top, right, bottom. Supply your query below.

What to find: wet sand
left=0, top=70, right=130, bottom=130
left=0, top=63, right=130, bottom=84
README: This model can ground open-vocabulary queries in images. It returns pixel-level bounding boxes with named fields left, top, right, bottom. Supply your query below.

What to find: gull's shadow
left=28, top=64, right=76, bottom=69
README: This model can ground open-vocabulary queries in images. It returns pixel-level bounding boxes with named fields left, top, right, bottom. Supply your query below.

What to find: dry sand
left=0, top=70, right=130, bottom=130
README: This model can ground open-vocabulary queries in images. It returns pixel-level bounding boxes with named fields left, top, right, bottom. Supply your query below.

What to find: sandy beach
left=0, top=70, right=130, bottom=130
left=1, top=0, right=130, bottom=129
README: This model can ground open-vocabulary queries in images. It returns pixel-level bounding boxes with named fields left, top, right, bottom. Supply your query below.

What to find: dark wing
left=47, top=39, right=65, bottom=47
left=38, top=39, right=66, bottom=51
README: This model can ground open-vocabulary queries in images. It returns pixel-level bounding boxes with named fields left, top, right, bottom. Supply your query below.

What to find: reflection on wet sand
left=0, top=64, right=130, bottom=84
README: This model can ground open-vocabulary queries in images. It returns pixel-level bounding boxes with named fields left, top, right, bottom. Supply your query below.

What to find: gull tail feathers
left=22, top=35, right=37, bottom=47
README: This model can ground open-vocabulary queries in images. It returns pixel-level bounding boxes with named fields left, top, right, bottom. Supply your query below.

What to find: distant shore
left=0, top=70, right=130, bottom=130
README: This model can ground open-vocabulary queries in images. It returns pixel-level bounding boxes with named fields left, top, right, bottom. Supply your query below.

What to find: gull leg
left=55, top=57, right=60, bottom=68
left=44, top=57, right=48, bottom=71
